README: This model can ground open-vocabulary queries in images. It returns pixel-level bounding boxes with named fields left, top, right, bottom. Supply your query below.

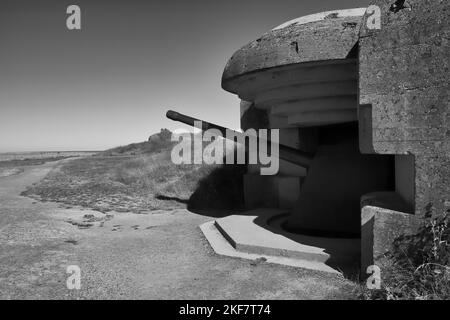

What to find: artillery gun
left=166, top=109, right=394, bottom=239
left=166, top=110, right=314, bottom=169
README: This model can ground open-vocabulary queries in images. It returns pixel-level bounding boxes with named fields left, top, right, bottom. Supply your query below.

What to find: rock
left=148, top=128, right=172, bottom=142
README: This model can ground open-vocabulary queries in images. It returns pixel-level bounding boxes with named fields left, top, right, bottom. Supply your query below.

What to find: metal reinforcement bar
left=166, top=110, right=314, bottom=168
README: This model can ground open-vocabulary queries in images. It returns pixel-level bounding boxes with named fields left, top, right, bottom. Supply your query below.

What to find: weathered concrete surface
left=201, top=221, right=340, bottom=274
left=222, top=8, right=366, bottom=91
left=217, top=212, right=329, bottom=261
left=241, top=101, right=306, bottom=209
left=361, top=192, right=420, bottom=273
left=207, top=210, right=360, bottom=273
left=359, top=0, right=450, bottom=217
left=219, top=2, right=448, bottom=275
left=0, top=161, right=356, bottom=299
left=225, top=11, right=369, bottom=218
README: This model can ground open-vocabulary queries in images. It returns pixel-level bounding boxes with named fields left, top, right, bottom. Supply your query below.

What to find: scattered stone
left=66, top=219, right=93, bottom=229
left=342, top=21, right=358, bottom=29
left=82, top=214, right=104, bottom=223
left=250, top=257, right=267, bottom=266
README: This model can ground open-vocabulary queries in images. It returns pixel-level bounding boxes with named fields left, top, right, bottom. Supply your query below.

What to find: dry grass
left=357, top=205, right=450, bottom=300
left=22, top=139, right=245, bottom=213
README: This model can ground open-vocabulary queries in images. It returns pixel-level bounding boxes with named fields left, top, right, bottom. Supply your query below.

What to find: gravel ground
left=0, top=160, right=358, bottom=299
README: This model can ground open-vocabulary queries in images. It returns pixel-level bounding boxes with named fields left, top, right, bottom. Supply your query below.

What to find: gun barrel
left=166, top=110, right=314, bottom=168
left=166, top=110, right=234, bottom=137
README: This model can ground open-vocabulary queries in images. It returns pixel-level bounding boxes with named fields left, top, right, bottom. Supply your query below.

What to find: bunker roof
left=222, top=8, right=367, bottom=94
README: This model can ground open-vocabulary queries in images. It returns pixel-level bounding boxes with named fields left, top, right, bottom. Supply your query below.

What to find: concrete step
left=288, top=109, right=357, bottom=127
left=255, top=80, right=357, bottom=108
left=271, top=96, right=357, bottom=116
left=200, top=219, right=340, bottom=274
left=215, top=215, right=330, bottom=263
left=232, top=60, right=358, bottom=101
left=200, top=209, right=360, bottom=274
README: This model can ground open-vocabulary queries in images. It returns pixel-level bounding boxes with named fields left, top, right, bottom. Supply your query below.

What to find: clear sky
left=0, top=0, right=370, bottom=152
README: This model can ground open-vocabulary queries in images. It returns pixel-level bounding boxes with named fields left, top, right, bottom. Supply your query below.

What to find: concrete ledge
left=200, top=220, right=340, bottom=274
left=215, top=213, right=330, bottom=262
left=200, top=209, right=361, bottom=274
left=361, top=192, right=419, bottom=272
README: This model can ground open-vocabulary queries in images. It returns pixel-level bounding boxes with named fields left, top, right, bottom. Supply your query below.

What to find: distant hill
left=102, top=129, right=175, bottom=156
left=101, top=128, right=226, bottom=157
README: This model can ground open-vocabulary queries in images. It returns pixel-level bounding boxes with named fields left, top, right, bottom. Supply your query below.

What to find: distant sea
left=0, top=151, right=98, bottom=162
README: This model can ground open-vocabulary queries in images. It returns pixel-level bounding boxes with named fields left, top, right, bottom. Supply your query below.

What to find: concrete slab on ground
left=200, top=209, right=361, bottom=274
left=200, top=220, right=340, bottom=274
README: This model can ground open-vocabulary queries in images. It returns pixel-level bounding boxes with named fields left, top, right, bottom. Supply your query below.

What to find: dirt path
left=0, top=160, right=356, bottom=299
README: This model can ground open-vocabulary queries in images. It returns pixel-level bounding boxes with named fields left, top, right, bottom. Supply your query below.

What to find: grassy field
left=22, top=132, right=246, bottom=213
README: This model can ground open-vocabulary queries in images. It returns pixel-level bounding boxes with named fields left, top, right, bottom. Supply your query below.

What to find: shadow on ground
left=158, top=162, right=248, bottom=218
left=155, top=160, right=363, bottom=278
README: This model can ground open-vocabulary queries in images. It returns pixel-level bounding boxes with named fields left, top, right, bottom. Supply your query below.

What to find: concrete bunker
left=172, top=2, right=449, bottom=274
left=220, top=8, right=405, bottom=271
left=222, top=4, right=440, bottom=268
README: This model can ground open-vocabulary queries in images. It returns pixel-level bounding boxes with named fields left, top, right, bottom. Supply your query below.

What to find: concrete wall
left=240, top=101, right=305, bottom=208
left=358, top=1, right=449, bottom=270
left=221, top=3, right=449, bottom=271
left=359, top=0, right=450, bottom=218
left=361, top=192, right=419, bottom=272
